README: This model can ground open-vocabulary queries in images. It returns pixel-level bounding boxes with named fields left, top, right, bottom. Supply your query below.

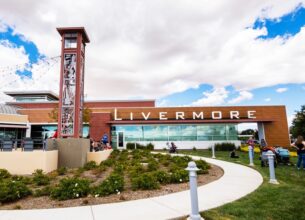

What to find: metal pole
left=185, top=161, right=204, bottom=220
left=248, top=147, right=254, bottom=166
left=212, top=145, right=216, bottom=159
left=266, top=150, right=279, bottom=184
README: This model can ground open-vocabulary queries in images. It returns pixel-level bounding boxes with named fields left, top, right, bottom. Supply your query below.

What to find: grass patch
left=180, top=150, right=305, bottom=220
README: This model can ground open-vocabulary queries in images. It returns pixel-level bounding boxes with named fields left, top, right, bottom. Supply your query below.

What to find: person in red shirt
left=52, top=130, right=58, bottom=139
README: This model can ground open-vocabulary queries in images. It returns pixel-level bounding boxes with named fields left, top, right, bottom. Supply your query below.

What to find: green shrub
left=92, top=173, right=124, bottom=197
left=195, top=159, right=210, bottom=174
left=51, top=178, right=90, bottom=200
left=33, top=169, right=50, bottom=186
left=161, top=159, right=170, bottom=167
left=153, top=171, right=171, bottom=184
left=0, top=169, right=11, bottom=179
left=33, top=186, right=53, bottom=197
left=134, top=143, right=145, bottom=149
left=131, top=173, right=160, bottom=190
left=170, top=169, right=189, bottom=183
left=171, top=156, right=192, bottom=168
left=101, top=158, right=115, bottom=167
left=118, top=152, right=129, bottom=161
left=192, top=147, right=197, bottom=151
left=169, top=163, right=180, bottom=173
left=128, top=163, right=145, bottom=178
left=57, top=167, right=67, bottom=175
left=214, top=143, right=236, bottom=151
left=113, top=164, right=125, bottom=175
left=0, top=180, right=31, bottom=203
left=146, top=143, right=154, bottom=150
left=131, top=149, right=143, bottom=160
left=126, top=143, right=135, bottom=150
left=11, top=175, right=32, bottom=185
left=127, top=143, right=155, bottom=150
left=109, top=149, right=121, bottom=159
left=84, top=161, right=98, bottom=170
left=147, top=160, right=159, bottom=171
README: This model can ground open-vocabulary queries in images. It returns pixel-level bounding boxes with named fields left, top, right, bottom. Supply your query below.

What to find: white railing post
left=248, top=147, right=254, bottom=166
left=186, top=161, right=204, bottom=220
left=266, top=150, right=279, bottom=184
left=211, top=145, right=216, bottom=159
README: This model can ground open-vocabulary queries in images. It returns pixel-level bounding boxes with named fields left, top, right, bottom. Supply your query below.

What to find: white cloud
left=191, top=87, right=229, bottom=106
left=287, top=114, right=295, bottom=126
left=0, top=0, right=305, bottom=101
left=264, top=98, right=271, bottom=102
left=276, top=87, right=288, bottom=93
left=0, top=21, right=8, bottom=32
left=228, top=91, right=253, bottom=104
left=156, top=99, right=168, bottom=107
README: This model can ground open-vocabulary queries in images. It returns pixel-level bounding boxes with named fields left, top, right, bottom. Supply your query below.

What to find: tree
left=290, top=105, right=305, bottom=138
left=48, top=107, right=92, bottom=124
left=239, top=129, right=259, bottom=140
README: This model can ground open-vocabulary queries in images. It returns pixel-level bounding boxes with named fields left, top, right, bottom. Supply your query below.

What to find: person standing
left=291, top=136, right=305, bottom=170
left=101, top=133, right=109, bottom=145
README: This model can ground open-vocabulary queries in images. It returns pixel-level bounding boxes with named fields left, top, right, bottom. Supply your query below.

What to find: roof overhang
left=4, top=91, right=59, bottom=100
left=57, top=27, right=90, bottom=43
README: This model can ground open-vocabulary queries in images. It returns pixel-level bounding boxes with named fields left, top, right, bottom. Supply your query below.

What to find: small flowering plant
left=51, top=177, right=90, bottom=200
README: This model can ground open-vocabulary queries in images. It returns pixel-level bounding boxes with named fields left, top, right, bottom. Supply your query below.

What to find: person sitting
left=169, top=142, right=178, bottom=153
left=230, top=149, right=239, bottom=158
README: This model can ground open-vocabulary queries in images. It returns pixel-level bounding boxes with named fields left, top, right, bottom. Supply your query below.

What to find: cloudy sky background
left=0, top=0, right=305, bottom=127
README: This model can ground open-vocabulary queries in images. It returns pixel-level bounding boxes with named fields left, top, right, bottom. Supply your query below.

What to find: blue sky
left=0, top=26, right=42, bottom=77
left=0, top=1, right=305, bottom=127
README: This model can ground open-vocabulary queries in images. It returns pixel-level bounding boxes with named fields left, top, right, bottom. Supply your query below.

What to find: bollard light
left=185, top=161, right=204, bottom=220
left=248, top=147, right=254, bottom=166
left=266, top=150, right=279, bottom=184
left=211, top=145, right=216, bottom=159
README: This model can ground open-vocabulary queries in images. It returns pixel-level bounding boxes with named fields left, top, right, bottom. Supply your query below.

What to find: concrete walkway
left=0, top=155, right=263, bottom=220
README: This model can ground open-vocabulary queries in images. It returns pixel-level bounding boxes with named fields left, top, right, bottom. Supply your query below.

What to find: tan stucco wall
left=0, top=113, right=28, bottom=124
left=87, top=149, right=113, bottom=164
left=0, top=150, right=58, bottom=175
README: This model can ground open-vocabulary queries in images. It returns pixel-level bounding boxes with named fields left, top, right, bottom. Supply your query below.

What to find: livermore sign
left=114, top=108, right=257, bottom=121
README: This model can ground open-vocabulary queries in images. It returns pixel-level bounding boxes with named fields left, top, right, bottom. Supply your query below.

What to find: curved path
left=0, top=155, right=263, bottom=220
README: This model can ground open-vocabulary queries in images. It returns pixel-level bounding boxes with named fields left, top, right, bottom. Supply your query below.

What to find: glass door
left=117, top=131, right=124, bottom=148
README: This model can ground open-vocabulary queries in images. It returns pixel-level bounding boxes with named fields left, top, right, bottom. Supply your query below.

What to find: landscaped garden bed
left=0, top=149, right=223, bottom=210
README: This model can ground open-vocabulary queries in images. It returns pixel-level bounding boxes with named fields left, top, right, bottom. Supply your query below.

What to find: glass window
left=143, top=125, right=167, bottom=141
left=65, top=38, right=77, bottom=48
left=168, top=125, right=181, bottom=141
left=181, top=125, right=197, bottom=141
left=197, top=125, right=213, bottom=141
left=111, top=124, right=238, bottom=142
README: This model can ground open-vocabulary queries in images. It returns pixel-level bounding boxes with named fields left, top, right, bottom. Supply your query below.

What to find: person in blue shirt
left=101, top=133, right=109, bottom=145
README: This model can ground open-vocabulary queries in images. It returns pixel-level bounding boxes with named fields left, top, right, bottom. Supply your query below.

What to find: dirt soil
left=0, top=165, right=223, bottom=210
